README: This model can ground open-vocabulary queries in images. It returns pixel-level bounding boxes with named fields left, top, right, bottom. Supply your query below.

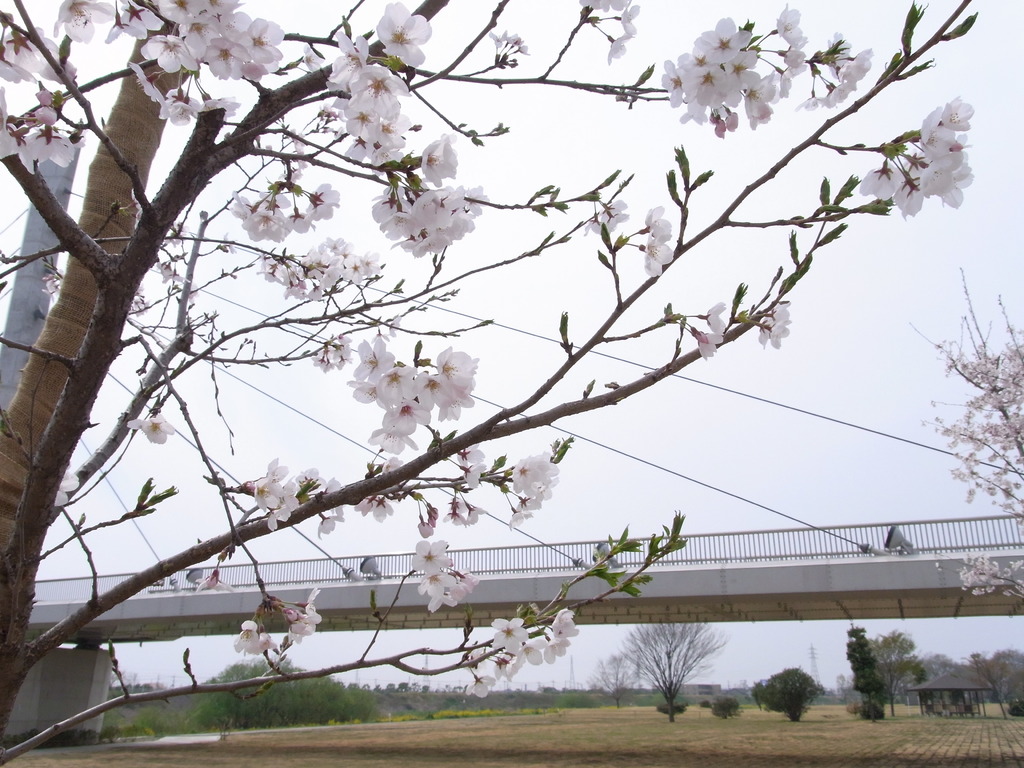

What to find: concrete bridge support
left=9, top=647, right=110, bottom=740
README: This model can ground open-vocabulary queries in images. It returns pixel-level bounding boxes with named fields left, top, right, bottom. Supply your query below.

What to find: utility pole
left=0, top=156, right=79, bottom=410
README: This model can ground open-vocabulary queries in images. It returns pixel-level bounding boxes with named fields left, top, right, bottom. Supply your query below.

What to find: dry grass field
left=13, top=706, right=1024, bottom=768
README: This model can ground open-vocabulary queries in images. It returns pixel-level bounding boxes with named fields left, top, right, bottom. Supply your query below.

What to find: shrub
left=845, top=699, right=886, bottom=720
left=759, top=668, right=824, bottom=722
left=711, top=696, right=741, bottom=719
left=656, top=702, right=688, bottom=717
left=1007, top=699, right=1024, bottom=717
left=699, top=699, right=712, bottom=708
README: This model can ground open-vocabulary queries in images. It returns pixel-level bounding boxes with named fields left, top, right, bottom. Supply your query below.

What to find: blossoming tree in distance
left=0, top=0, right=979, bottom=756
left=933, top=297, right=1024, bottom=602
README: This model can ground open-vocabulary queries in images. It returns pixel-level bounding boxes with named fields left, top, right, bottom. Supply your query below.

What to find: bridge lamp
left=360, top=556, right=382, bottom=580
left=341, top=566, right=361, bottom=581
left=185, top=568, right=204, bottom=587
left=858, top=526, right=917, bottom=556
left=883, top=525, right=916, bottom=555
left=857, top=543, right=888, bottom=556
left=594, top=542, right=622, bottom=570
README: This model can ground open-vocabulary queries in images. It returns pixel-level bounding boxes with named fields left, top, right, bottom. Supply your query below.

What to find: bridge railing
left=33, top=515, right=1024, bottom=603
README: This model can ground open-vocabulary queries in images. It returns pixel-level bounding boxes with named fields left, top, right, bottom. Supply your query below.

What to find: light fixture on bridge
left=360, top=556, right=382, bottom=580
left=594, top=542, right=622, bottom=570
left=341, top=566, right=361, bottom=580
left=857, top=543, right=887, bottom=556
left=185, top=568, right=204, bottom=587
left=858, top=526, right=917, bottom=556
left=883, top=525, right=916, bottom=555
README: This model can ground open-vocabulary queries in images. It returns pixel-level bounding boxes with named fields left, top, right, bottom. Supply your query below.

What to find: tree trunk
left=0, top=42, right=169, bottom=738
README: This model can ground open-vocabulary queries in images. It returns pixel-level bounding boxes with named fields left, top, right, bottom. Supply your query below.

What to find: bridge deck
left=29, top=516, right=1024, bottom=643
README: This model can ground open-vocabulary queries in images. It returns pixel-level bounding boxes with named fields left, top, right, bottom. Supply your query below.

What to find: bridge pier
left=9, top=646, right=110, bottom=741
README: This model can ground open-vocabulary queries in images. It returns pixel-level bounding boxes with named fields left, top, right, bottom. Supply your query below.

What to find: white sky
left=3, top=0, right=1022, bottom=694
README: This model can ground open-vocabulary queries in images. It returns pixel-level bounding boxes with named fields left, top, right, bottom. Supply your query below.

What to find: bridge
left=14, top=514, right=1024, bottom=737
left=30, top=515, right=1024, bottom=645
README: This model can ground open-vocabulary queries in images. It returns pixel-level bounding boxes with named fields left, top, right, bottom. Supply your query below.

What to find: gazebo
left=907, top=674, right=992, bottom=717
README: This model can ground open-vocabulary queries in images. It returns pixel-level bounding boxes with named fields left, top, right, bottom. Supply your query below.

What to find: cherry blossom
left=195, top=567, right=235, bottom=592
left=126, top=414, right=177, bottom=444
left=56, top=0, right=115, bottom=44
left=234, top=620, right=277, bottom=654
left=285, top=588, right=322, bottom=643
left=377, top=3, right=432, bottom=68
left=759, top=303, right=792, bottom=349
left=53, top=471, right=78, bottom=507
left=418, top=570, right=457, bottom=612
left=412, top=539, right=453, bottom=573
left=491, top=617, right=529, bottom=652
left=421, top=134, right=458, bottom=187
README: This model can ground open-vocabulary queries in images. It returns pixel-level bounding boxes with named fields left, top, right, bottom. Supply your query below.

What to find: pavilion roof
left=907, top=673, right=991, bottom=692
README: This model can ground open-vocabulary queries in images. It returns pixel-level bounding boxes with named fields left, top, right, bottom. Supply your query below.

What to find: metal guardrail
left=33, top=515, right=1024, bottom=603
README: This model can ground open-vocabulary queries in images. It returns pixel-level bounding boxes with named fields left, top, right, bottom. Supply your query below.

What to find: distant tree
left=847, top=627, right=885, bottom=721
left=190, top=660, right=377, bottom=730
left=919, top=653, right=967, bottom=680
left=968, top=650, right=1024, bottom=719
left=751, top=681, right=766, bottom=711
left=870, top=631, right=925, bottom=716
left=624, top=623, right=726, bottom=723
left=834, top=674, right=855, bottom=704
left=759, top=668, right=824, bottom=722
left=589, top=654, right=637, bottom=708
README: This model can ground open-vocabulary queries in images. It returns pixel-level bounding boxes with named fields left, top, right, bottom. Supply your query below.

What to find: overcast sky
left=4, top=0, right=1022, bottom=694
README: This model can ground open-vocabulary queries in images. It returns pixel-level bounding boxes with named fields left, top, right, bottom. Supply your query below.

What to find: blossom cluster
left=412, top=539, right=479, bottom=612
left=349, top=336, right=479, bottom=455
left=662, top=9, right=870, bottom=135
left=859, top=99, right=974, bottom=217
left=959, top=555, right=1024, bottom=601
left=758, top=302, right=792, bottom=349
left=248, top=460, right=341, bottom=533
left=125, top=0, right=286, bottom=121
left=466, top=609, right=580, bottom=697
left=372, top=185, right=484, bottom=259
left=582, top=0, right=640, bottom=64
left=258, top=238, right=381, bottom=302
left=230, top=182, right=340, bottom=243
left=509, top=453, right=560, bottom=527
left=233, top=587, right=323, bottom=655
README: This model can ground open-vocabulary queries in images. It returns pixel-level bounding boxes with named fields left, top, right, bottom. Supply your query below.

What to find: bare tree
left=919, top=652, right=967, bottom=680
left=589, top=653, right=637, bottom=708
left=624, top=623, right=725, bottom=722
left=968, top=649, right=1024, bottom=719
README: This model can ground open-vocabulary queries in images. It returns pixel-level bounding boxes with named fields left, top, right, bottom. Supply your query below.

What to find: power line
left=191, top=287, right=958, bottom=547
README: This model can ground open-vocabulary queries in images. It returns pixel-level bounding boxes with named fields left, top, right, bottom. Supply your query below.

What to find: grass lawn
left=13, top=706, right=1024, bottom=767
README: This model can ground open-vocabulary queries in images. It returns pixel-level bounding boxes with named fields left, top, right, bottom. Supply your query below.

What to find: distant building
left=683, top=683, right=722, bottom=697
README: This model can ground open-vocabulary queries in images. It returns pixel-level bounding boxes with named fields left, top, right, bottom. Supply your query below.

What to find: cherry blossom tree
left=0, top=0, right=981, bottom=757
left=933, top=296, right=1024, bottom=601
